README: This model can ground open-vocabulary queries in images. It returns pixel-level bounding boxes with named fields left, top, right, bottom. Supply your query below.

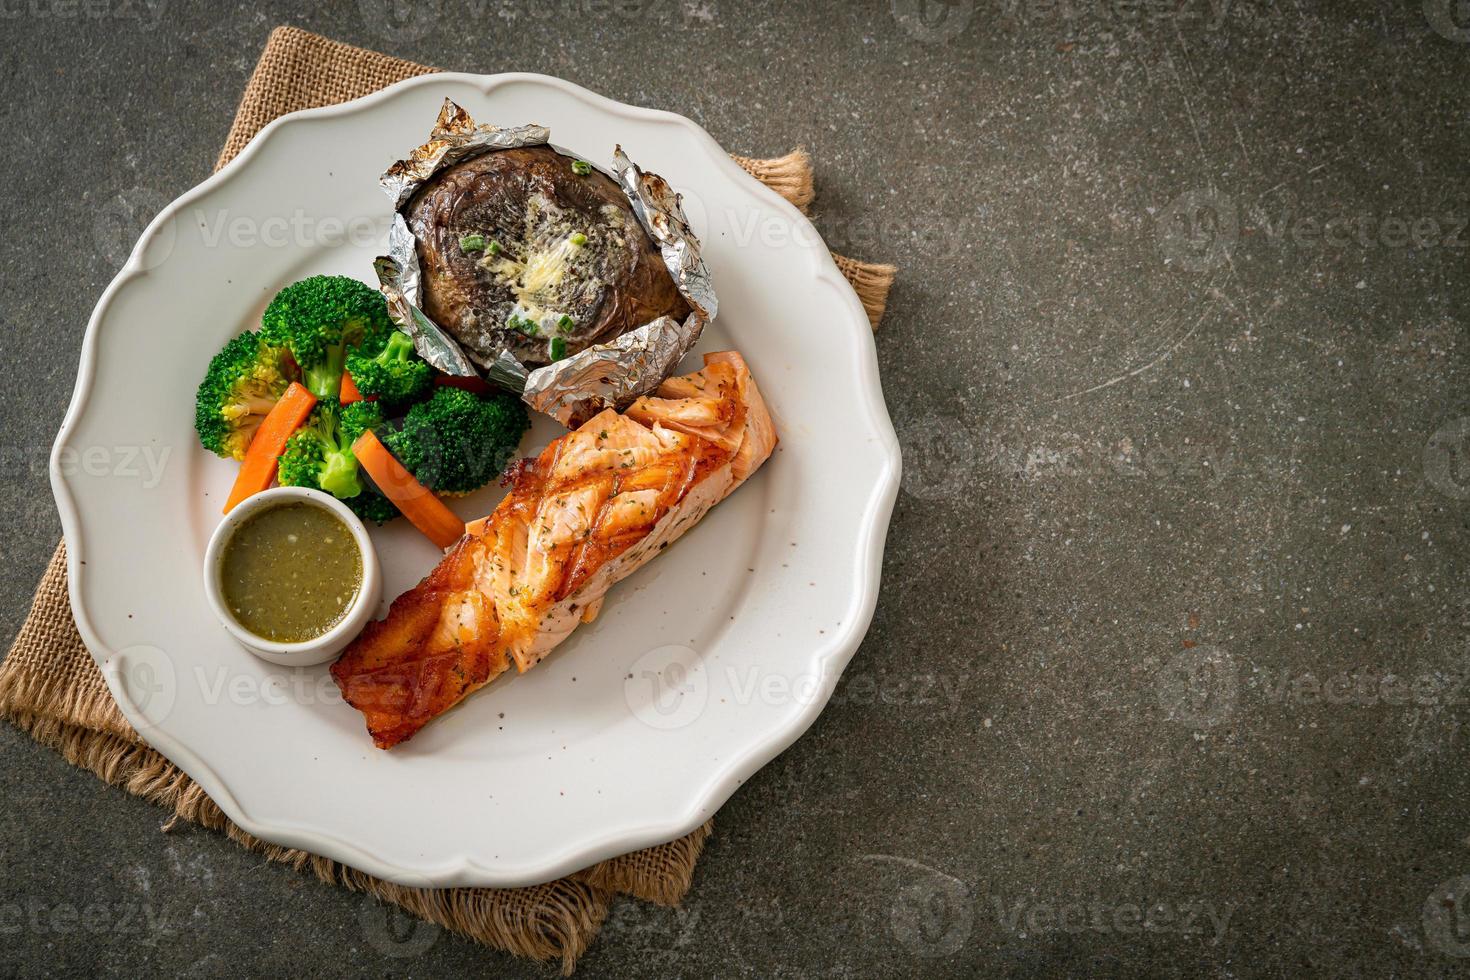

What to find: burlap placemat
left=0, top=26, right=895, bottom=973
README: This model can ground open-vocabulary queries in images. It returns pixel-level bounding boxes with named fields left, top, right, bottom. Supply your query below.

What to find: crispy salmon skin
left=331, top=351, right=777, bottom=748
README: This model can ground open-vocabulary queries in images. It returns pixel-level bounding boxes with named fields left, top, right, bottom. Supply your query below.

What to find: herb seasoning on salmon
left=332, top=351, right=777, bottom=749
left=219, top=502, right=363, bottom=643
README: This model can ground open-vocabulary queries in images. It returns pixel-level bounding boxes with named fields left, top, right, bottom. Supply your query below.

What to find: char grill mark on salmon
left=330, top=351, right=777, bottom=748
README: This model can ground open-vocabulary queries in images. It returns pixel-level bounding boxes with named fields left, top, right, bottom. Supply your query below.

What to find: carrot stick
left=340, top=370, right=370, bottom=405
left=433, top=372, right=493, bottom=396
left=351, top=430, right=465, bottom=549
left=223, top=382, right=316, bottom=514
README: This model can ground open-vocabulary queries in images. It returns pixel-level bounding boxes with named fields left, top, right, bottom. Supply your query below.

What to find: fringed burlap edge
left=0, top=702, right=655, bottom=972
left=832, top=255, right=898, bottom=331
left=735, top=149, right=816, bottom=213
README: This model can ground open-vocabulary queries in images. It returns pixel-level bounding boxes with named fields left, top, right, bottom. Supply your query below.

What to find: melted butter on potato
left=476, top=192, right=604, bottom=326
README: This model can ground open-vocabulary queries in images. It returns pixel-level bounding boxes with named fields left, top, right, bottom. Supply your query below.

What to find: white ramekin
left=202, top=486, right=381, bottom=666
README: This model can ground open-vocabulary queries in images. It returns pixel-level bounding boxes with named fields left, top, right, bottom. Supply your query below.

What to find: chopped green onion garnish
left=488, top=240, right=502, bottom=256
left=550, top=337, right=567, bottom=360
left=459, top=233, right=487, bottom=252
left=557, top=314, right=574, bottom=333
left=569, top=232, right=588, bottom=247
left=571, top=160, right=593, bottom=176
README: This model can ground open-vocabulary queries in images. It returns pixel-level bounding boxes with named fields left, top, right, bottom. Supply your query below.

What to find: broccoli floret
left=194, top=331, right=293, bottom=460
left=345, top=330, right=431, bottom=404
left=344, top=489, right=400, bottom=525
left=384, top=386, right=529, bottom=495
left=260, top=275, right=392, bottom=400
left=340, top=399, right=386, bottom=446
left=275, top=429, right=324, bottom=491
left=276, top=423, right=396, bottom=525
left=275, top=398, right=363, bottom=500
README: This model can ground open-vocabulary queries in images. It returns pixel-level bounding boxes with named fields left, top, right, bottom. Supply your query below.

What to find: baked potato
left=405, top=145, right=692, bottom=370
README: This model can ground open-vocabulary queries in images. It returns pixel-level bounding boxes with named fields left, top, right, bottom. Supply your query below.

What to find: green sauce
left=219, top=502, right=362, bottom=643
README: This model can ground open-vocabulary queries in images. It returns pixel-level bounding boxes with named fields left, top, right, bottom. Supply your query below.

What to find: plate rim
left=50, top=70, right=902, bottom=887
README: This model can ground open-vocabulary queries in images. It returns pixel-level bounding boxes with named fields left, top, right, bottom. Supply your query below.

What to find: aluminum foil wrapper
left=521, top=315, right=689, bottom=423
left=373, top=220, right=476, bottom=377
left=373, top=99, right=715, bottom=426
left=381, top=100, right=550, bottom=211
left=613, top=146, right=717, bottom=323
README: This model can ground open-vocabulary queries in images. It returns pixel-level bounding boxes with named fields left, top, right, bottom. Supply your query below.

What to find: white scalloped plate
left=51, top=73, right=899, bottom=887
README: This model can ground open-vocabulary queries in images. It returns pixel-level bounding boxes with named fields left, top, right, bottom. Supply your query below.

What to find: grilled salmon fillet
left=330, top=351, right=777, bottom=748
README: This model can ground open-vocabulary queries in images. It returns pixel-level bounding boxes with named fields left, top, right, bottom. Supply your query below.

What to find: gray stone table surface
left=2, top=1, right=1468, bottom=976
